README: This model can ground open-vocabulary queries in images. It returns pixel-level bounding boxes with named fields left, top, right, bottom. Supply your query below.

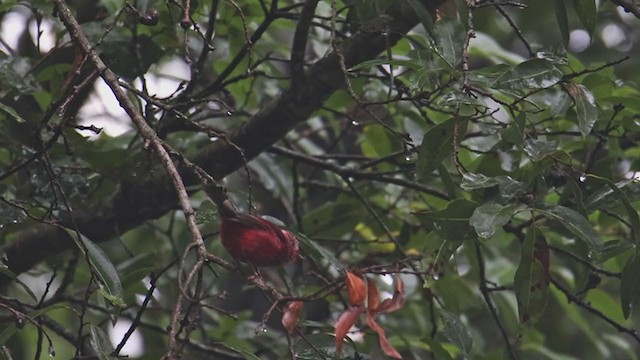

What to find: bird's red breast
left=220, top=213, right=300, bottom=266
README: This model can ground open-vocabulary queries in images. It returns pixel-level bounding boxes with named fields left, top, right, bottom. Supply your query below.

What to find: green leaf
left=296, top=232, right=343, bottom=270
left=441, top=310, right=473, bottom=356
left=302, top=197, right=366, bottom=238
left=523, top=139, right=559, bottom=161
left=416, top=118, right=468, bottom=178
left=495, top=59, right=563, bottom=92
left=621, top=251, right=640, bottom=319
left=584, top=179, right=640, bottom=212
left=0, top=102, right=26, bottom=123
left=195, top=200, right=219, bottom=225
left=417, top=199, right=478, bottom=241
left=0, top=305, right=68, bottom=346
left=567, top=83, right=598, bottom=137
left=501, top=112, right=526, bottom=147
left=534, top=205, right=603, bottom=253
left=65, top=230, right=125, bottom=311
left=0, top=263, right=38, bottom=302
left=405, top=0, right=436, bottom=40
left=555, top=0, right=570, bottom=44
left=0, top=200, right=27, bottom=227
left=434, top=20, right=465, bottom=68
left=597, top=240, right=635, bottom=263
left=350, top=58, right=422, bottom=71
left=89, top=324, right=117, bottom=360
left=514, top=227, right=550, bottom=325
left=423, top=337, right=454, bottom=360
left=470, top=203, right=523, bottom=239
left=461, top=173, right=525, bottom=200
left=586, top=175, right=640, bottom=245
left=571, top=0, right=597, bottom=36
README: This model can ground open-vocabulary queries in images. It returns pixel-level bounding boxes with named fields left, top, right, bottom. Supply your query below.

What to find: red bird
left=220, top=212, right=300, bottom=267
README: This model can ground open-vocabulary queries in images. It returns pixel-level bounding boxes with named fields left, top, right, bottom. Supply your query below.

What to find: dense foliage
left=1, top=0, right=640, bottom=359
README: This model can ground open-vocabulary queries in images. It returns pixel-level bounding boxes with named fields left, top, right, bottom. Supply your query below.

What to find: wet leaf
left=534, top=205, right=603, bottom=253
left=571, top=0, right=597, bottom=36
left=441, top=310, right=473, bottom=356
left=434, top=19, right=465, bottom=68
left=514, top=227, right=550, bottom=325
left=621, top=251, right=640, bottom=319
left=417, top=199, right=478, bottom=241
left=523, top=138, right=559, bottom=161
left=495, top=59, right=563, bottom=92
left=416, top=118, right=468, bottom=178
left=567, top=82, right=597, bottom=137
left=88, top=324, right=116, bottom=360
left=470, top=203, right=523, bottom=239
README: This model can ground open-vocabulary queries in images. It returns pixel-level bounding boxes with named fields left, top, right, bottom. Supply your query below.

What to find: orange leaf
left=281, top=301, right=304, bottom=335
left=366, top=312, right=402, bottom=359
left=376, top=275, right=405, bottom=314
left=345, top=271, right=367, bottom=306
left=335, top=305, right=365, bottom=354
left=367, top=279, right=380, bottom=311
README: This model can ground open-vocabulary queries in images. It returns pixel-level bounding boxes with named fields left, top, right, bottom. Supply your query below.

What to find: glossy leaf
left=441, top=310, right=473, bottom=356
left=571, top=0, right=597, bottom=36
left=584, top=179, right=640, bottom=212
left=296, top=232, right=343, bottom=270
left=621, top=251, right=640, bottom=319
left=89, top=324, right=116, bottom=360
left=514, top=227, right=550, bottom=325
left=417, top=199, right=478, bottom=241
left=470, top=203, right=523, bottom=239
left=495, top=59, right=563, bottom=91
left=554, top=0, right=570, bottom=44
left=405, top=0, right=435, bottom=40
left=586, top=175, right=640, bottom=244
left=434, top=19, right=465, bottom=68
left=501, top=112, right=527, bottom=147
left=66, top=230, right=125, bottom=311
left=416, top=117, right=468, bottom=178
left=0, top=102, right=26, bottom=123
left=534, top=205, right=603, bottom=253
left=567, top=83, right=598, bottom=137
left=523, top=139, right=559, bottom=161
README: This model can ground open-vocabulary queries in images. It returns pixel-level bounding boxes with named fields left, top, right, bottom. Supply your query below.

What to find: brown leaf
left=335, top=305, right=365, bottom=354
left=345, top=271, right=367, bottom=306
left=282, top=301, right=304, bottom=335
left=376, top=275, right=405, bottom=314
left=366, top=312, right=402, bottom=359
left=367, top=278, right=380, bottom=311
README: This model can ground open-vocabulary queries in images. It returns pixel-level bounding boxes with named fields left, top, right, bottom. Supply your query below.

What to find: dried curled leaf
left=282, top=301, right=304, bottom=335
left=366, top=312, right=402, bottom=359
left=345, top=271, right=367, bottom=306
left=376, top=275, right=405, bottom=314
left=335, top=305, right=365, bottom=354
left=367, top=278, right=380, bottom=311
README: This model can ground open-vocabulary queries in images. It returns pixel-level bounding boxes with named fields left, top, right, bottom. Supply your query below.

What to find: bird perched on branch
left=220, top=210, right=300, bottom=267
